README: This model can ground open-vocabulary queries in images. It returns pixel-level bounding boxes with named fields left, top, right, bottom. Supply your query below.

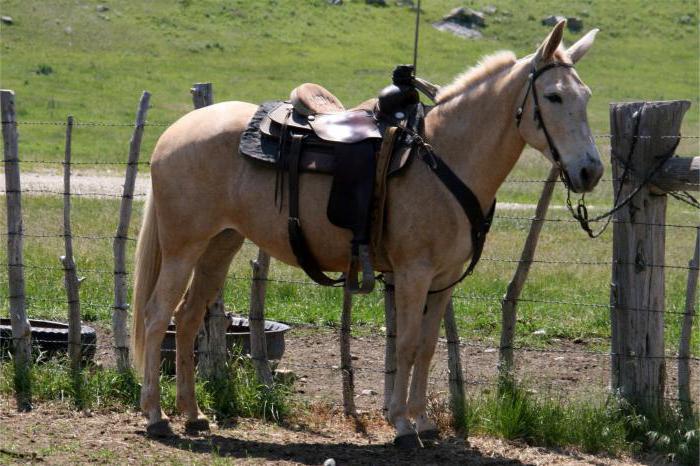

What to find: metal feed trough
left=0, top=318, right=96, bottom=362
left=160, top=314, right=290, bottom=372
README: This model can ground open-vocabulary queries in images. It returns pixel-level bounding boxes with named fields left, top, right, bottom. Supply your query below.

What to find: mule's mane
left=436, top=51, right=517, bottom=104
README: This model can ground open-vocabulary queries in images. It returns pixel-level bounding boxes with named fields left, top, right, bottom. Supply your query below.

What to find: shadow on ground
left=146, top=432, right=527, bottom=465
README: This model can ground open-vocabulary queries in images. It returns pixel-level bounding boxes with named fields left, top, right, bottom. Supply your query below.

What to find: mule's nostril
left=580, top=167, right=590, bottom=184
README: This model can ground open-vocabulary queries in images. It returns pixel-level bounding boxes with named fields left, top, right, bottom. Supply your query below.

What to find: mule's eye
left=545, top=94, right=563, bottom=104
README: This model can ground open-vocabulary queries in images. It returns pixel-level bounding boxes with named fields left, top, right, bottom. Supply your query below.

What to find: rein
left=566, top=104, right=681, bottom=238
left=516, top=66, right=684, bottom=238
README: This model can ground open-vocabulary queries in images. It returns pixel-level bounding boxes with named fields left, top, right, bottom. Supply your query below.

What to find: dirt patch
left=2, top=325, right=687, bottom=465
left=1, top=399, right=652, bottom=466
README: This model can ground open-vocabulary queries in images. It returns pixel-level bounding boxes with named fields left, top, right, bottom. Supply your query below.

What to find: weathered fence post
left=197, top=293, right=229, bottom=380
left=113, top=91, right=150, bottom=372
left=249, top=249, right=273, bottom=385
left=1, top=89, right=32, bottom=411
left=499, top=166, right=559, bottom=381
left=340, top=287, right=357, bottom=416
left=59, top=115, right=82, bottom=377
left=383, top=272, right=397, bottom=415
left=188, top=83, right=231, bottom=380
left=191, top=83, right=213, bottom=109
left=443, top=299, right=467, bottom=435
left=609, top=100, right=690, bottom=413
left=678, top=228, right=699, bottom=418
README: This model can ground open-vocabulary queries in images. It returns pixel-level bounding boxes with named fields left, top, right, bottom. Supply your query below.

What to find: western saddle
left=239, top=65, right=493, bottom=294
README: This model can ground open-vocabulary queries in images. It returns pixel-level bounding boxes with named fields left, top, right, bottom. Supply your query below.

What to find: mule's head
left=517, top=21, right=603, bottom=193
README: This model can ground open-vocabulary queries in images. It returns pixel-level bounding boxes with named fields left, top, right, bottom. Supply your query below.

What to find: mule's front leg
left=388, top=270, right=431, bottom=448
left=407, top=289, right=452, bottom=440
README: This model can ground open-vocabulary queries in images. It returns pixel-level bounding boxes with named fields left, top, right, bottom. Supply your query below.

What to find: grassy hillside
left=0, top=1, right=697, bottom=353
left=0, top=0, right=698, bottom=163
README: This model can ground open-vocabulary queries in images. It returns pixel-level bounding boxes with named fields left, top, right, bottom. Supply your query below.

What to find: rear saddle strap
left=287, top=133, right=344, bottom=288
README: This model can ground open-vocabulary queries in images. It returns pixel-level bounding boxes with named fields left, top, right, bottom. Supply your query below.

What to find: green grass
left=0, top=2, right=696, bottom=352
left=0, top=352, right=291, bottom=422
left=0, top=0, right=697, bottom=165
left=1, top=193, right=696, bottom=355
left=463, top=380, right=700, bottom=465
left=0, top=5, right=698, bottom=459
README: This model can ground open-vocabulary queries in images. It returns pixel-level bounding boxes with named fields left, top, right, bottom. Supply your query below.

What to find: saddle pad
left=239, top=101, right=336, bottom=174
left=239, top=101, right=415, bottom=176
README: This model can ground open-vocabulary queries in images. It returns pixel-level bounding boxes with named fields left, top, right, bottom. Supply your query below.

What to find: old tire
left=0, top=318, right=96, bottom=362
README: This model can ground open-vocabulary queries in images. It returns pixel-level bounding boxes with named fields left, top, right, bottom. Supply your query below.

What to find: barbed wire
left=3, top=158, right=151, bottom=166
left=8, top=119, right=700, bottom=141
left=11, top=120, right=173, bottom=127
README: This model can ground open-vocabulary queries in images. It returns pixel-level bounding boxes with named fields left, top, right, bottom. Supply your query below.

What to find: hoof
left=418, top=429, right=440, bottom=446
left=394, top=432, right=423, bottom=449
left=146, top=420, right=174, bottom=438
left=185, top=418, right=210, bottom=434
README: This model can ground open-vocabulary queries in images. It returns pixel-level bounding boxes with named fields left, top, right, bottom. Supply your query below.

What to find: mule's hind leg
left=141, top=243, right=206, bottom=436
left=407, top=290, right=452, bottom=439
left=389, top=269, right=431, bottom=447
left=174, top=229, right=244, bottom=431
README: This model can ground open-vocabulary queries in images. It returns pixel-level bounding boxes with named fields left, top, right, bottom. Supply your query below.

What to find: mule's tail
left=130, top=194, right=161, bottom=377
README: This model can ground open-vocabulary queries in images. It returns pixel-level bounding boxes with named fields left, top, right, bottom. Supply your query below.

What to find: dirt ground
left=2, top=325, right=688, bottom=465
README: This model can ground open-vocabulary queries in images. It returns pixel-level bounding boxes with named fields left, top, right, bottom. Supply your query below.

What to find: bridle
left=515, top=61, right=575, bottom=188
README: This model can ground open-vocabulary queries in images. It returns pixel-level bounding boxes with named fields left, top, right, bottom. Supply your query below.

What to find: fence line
left=9, top=119, right=700, bottom=141
left=2, top=265, right=695, bottom=317
left=2, top=91, right=697, bottom=420
left=9, top=322, right=700, bottom=363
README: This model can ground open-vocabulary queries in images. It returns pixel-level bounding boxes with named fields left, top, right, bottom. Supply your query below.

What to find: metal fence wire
left=1, top=98, right=698, bottom=412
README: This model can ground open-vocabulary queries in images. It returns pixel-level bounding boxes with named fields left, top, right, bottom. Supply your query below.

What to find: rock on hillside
left=433, top=7, right=485, bottom=40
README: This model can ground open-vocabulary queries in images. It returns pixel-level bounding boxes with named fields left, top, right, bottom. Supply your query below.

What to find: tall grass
left=0, top=352, right=291, bottom=423
left=464, top=380, right=699, bottom=465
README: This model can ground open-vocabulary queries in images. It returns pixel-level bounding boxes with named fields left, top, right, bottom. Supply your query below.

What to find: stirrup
left=345, top=245, right=375, bottom=294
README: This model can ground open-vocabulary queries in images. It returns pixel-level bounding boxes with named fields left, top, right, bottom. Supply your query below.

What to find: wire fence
left=1, top=102, right=698, bottom=412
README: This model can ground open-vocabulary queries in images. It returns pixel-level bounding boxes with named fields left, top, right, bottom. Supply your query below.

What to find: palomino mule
left=131, top=21, right=603, bottom=446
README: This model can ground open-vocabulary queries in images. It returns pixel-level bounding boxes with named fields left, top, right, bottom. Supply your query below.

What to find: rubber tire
left=0, top=318, right=96, bottom=362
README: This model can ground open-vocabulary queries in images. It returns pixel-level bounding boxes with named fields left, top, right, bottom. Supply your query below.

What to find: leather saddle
left=239, top=83, right=416, bottom=293
left=239, top=68, right=496, bottom=297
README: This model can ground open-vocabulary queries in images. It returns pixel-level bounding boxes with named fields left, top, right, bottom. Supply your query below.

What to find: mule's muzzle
left=566, top=152, right=604, bottom=193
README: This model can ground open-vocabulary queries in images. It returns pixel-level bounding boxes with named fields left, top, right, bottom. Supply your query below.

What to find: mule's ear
left=567, top=28, right=599, bottom=64
left=535, top=20, right=566, bottom=63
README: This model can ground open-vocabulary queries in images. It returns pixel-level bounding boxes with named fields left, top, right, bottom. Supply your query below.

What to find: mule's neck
left=423, top=60, right=531, bottom=211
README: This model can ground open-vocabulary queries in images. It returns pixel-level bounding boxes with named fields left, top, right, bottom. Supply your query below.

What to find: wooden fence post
left=340, top=287, right=357, bottom=416
left=444, top=299, right=467, bottom=435
left=678, top=228, right=699, bottom=418
left=609, top=100, right=690, bottom=413
left=113, top=91, right=151, bottom=373
left=59, top=115, right=82, bottom=377
left=249, top=249, right=273, bottom=385
left=499, top=166, right=559, bottom=380
left=383, top=272, right=396, bottom=415
left=197, top=293, right=229, bottom=380
left=191, top=83, right=213, bottom=109
left=188, top=83, right=230, bottom=380
left=1, top=89, right=32, bottom=411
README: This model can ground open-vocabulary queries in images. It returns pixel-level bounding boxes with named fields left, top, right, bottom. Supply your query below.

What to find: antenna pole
left=412, top=0, right=421, bottom=74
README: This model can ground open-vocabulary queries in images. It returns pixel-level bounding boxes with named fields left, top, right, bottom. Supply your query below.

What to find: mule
left=131, top=21, right=603, bottom=445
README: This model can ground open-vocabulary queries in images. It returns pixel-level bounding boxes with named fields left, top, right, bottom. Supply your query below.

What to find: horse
left=131, top=21, right=603, bottom=446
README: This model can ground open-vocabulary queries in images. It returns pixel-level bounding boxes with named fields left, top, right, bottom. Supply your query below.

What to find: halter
left=515, top=61, right=575, bottom=187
